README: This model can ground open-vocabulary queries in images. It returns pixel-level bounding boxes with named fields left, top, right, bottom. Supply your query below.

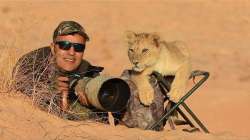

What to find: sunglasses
left=55, top=41, right=85, bottom=52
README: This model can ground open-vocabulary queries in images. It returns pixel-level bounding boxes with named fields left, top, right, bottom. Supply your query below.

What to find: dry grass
left=0, top=41, right=21, bottom=92
left=0, top=41, right=34, bottom=93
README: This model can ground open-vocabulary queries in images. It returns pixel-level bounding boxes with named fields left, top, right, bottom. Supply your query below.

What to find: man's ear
left=50, top=43, right=56, bottom=55
left=124, top=31, right=136, bottom=45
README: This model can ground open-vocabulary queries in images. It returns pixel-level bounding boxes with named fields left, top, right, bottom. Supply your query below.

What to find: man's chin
left=57, top=65, right=78, bottom=72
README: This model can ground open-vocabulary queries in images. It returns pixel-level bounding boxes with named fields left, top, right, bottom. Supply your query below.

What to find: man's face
left=51, top=34, right=86, bottom=72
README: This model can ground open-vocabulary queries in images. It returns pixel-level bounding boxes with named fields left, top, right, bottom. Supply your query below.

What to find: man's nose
left=68, top=46, right=75, bottom=55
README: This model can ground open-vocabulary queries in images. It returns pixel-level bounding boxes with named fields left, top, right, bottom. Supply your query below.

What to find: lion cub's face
left=126, top=31, right=161, bottom=72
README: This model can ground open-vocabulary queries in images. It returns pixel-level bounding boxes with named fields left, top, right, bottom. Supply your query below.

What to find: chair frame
left=146, top=70, right=210, bottom=133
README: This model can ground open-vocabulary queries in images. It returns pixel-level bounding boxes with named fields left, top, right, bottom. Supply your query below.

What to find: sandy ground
left=0, top=1, right=250, bottom=140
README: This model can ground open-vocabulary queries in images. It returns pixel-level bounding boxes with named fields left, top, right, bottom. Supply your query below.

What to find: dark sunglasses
left=55, top=41, right=85, bottom=52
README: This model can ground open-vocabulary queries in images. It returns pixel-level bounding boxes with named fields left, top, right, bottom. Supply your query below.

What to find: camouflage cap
left=53, top=21, right=90, bottom=42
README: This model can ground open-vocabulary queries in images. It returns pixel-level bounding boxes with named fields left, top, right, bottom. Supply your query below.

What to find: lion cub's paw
left=137, top=86, right=154, bottom=106
left=169, top=88, right=185, bottom=103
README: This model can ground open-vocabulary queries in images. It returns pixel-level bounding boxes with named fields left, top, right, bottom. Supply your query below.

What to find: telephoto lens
left=82, top=76, right=131, bottom=112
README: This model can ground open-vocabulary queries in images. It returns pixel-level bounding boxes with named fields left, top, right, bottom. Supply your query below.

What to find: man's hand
left=56, top=76, right=90, bottom=109
left=56, top=76, right=70, bottom=93
left=56, top=76, right=70, bottom=111
left=77, top=91, right=89, bottom=106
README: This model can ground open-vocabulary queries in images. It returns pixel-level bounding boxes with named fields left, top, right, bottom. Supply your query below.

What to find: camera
left=82, top=76, right=131, bottom=112
left=67, top=69, right=131, bottom=112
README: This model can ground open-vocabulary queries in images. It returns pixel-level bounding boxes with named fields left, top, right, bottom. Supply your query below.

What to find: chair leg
left=165, top=102, right=176, bottom=130
left=181, top=102, right=209, bottom=133
left=176, top=107, right=195, bottom=127
left=148, top=70, right=210, bottom=133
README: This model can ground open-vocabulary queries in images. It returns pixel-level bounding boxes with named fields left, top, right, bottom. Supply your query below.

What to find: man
left=12, top=21, right=103, bottom=120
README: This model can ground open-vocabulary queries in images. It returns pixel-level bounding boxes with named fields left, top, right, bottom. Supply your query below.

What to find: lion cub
left=125, top=31, right=191, bottom=106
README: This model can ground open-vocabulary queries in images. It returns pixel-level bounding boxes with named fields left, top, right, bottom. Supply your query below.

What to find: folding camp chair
left=146, top=70, right=210, bottom=133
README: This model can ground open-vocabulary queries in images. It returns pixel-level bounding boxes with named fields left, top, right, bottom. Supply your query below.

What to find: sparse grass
left=0, top=41, right=23, bottom=93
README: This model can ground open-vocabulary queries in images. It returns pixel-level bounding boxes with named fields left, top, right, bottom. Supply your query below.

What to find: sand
left=0, top=1, right=250, bottom=140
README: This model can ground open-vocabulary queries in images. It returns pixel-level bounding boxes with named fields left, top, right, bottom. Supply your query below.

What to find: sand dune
left=0, top=1, right=250, bottom=139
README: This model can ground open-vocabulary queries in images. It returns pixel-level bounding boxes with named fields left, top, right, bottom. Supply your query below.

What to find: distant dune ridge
left=0, top=1, right=250, bottom=140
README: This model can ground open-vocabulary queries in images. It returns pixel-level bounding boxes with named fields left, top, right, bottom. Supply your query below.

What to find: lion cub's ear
left=124, top=31, right=136, bottom=45
left=149, top=32, right=160, bottom=41
left=149, top=33, right=160, bottom=47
